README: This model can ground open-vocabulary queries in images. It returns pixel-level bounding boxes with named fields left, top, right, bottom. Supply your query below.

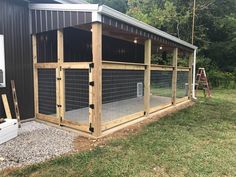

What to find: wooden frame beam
left=32, top=35, right=38, bottom=117
left=91, top=22, right=102, bottom=136
left=57, top=29, right=64, bottom=125
left=101, top=111, right=144, bottom=131
left=35, top=62, right=91, bottom=69
left=188, top=53, right=194, bottom=99
left=172, top=48, right=178, bottom=105
left=151, top=65, right=174, bottom=71
left=144, top=39, right=151, bottom=115
left=102, top=61, right=146, bottom=70
left=1, top=94, right=12, bottom=119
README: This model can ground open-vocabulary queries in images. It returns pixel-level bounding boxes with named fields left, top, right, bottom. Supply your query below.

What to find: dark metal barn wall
left=0, top=0, right=34, bottom=119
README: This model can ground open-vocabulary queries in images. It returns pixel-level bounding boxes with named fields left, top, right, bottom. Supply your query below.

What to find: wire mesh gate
left=35, top=63, right=92, bottom=133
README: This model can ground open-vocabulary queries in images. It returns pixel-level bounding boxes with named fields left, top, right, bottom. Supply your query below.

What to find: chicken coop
left=30, top=4, right=197, bottom=137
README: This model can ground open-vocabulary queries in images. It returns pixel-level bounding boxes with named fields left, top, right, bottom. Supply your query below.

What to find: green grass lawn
left=3, top=90, right=236, bottom=177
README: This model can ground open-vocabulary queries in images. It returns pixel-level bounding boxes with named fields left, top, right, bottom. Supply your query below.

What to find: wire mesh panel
left=38, top=69, right=56, bottom=115
left=177, top=71, right=189, bottom=98
left=150, top=70, right=173, bottom=109
left=64, top=69, right=89, bottom=125
left=102, top=69, right=145, bottom=123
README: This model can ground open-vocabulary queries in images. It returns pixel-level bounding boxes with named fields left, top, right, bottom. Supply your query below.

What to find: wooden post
left=1, top=94, right=12, bottom=119
left=188, top=53, right=194, bottom=99
left=32, top=35, right=38, bottom=117
left=172, top=48, right=178, bottom=105
left=57, top=29, right=64, bottom=125
left=144, top=39, right=151, bottom=115
left=91, top=22, right=102, bottom=137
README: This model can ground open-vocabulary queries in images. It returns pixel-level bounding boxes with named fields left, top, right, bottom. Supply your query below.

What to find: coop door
left=137, top=82, right=143, bottom=97
left=0, top=35, right=5, bottom=87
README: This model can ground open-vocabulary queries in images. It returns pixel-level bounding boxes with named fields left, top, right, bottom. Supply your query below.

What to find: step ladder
left=196, top=68, right=211, bottom=97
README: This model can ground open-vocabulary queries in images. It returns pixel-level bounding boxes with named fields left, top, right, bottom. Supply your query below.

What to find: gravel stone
left=0, top=121, right=77, bottom=170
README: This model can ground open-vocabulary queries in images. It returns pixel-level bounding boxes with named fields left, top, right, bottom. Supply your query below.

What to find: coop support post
left=188, top=52, right=194, bottom=99
left=192, top=49, right=197, bottom=99
left=91, top=22, right=102, bottom=137
left=172, top=48, right=178, bottom=105
left=144, top=39, right=151, bottom=116
left=32, top=35, right=38, bottom=117
left=57, top=29, right=64, bottom=125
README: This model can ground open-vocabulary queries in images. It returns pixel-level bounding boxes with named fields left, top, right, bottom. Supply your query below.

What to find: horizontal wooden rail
left=177, top=66, right=190, bottom=72
left=151, top=64, right=174, bottom=71
left=176, top=96, right=189, bottom=103
left=35, top=62, right=91, bottom=69
left=102, top=61, right=146, bottom=70
left=102, top=111, right=144, bottom=131
left=61, top=119, right=89, bottom=133
left=61, top=62, right=91, bottom=69
left=37, top=113, right=59, bottom=124
left=35, top=63, right=58, bottom=68
left=150, top=103, right=172, bottom=113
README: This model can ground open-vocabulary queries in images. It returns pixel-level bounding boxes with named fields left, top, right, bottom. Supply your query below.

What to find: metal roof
left=29, top=3, right=197, bottom=50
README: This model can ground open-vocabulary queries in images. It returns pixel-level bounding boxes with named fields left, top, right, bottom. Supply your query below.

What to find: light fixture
left=159, top=46, right=163, bottom=50
left=134, top=39, right=138, bottom=44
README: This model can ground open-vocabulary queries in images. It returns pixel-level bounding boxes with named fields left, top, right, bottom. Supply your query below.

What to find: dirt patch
left=73, top=123, right=142, bottom=152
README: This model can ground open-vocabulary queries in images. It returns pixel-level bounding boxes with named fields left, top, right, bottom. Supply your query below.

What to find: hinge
left=89, top=123, right=94, bottom=133
left=57, top=78, right=61, bottom=80
left=89, top=81, right=94, bottom=86
left=89, top=104, right=94, bottom=109
left=57, top=104, right=62, bottom=108
left=89, top=63, right=94, bottom=72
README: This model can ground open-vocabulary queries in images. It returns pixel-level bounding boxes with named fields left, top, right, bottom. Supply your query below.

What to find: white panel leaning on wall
left=0, top=35, right=6, bottom=88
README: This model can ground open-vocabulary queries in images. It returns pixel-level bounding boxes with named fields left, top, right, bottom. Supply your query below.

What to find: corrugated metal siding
left=102, top=15, right=194, bottom=52
left=31, top=10, right=92, bottom=34
left=0, top=0, right=34, bottom=119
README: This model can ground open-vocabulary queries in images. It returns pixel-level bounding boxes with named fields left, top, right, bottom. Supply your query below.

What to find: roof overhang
left=98, top=5, right=197, bottom=50
left=29, top=3, right=198, bottom=50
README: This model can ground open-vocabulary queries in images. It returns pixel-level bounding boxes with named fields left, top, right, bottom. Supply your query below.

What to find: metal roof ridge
left=29, top=3, right=99, bottom=11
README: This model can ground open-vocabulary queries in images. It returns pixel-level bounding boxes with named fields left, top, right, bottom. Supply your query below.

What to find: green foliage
left=208, top=70, right=236, bottom=89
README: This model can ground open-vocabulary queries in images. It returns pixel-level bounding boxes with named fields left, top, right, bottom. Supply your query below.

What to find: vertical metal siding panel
left=46, top=11, right=52, bottom=31
left=78, top=12, right=85, bottom=24
left=71, top=11, right=77, bottom=27
left=41, top=10, right=47, bottom=32
left=31, top=11, right=36, bottom=34
left=36, top=10, right=41, bottom=33
left=65, top=11, right=70, bottom=28
left=0, top=0, right=34, bottom=119
left=52, top=11, right=58, bottom=30
left=58, top=11, right=64, bottom=29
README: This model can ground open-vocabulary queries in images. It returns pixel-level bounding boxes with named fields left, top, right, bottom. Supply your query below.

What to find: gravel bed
left=0, top=121, right=78, bottom=170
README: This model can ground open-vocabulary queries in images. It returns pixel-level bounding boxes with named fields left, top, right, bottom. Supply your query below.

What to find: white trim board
left=29, top=4, right=99, bottom=11
left=0, top=35, right=6, bottom=88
